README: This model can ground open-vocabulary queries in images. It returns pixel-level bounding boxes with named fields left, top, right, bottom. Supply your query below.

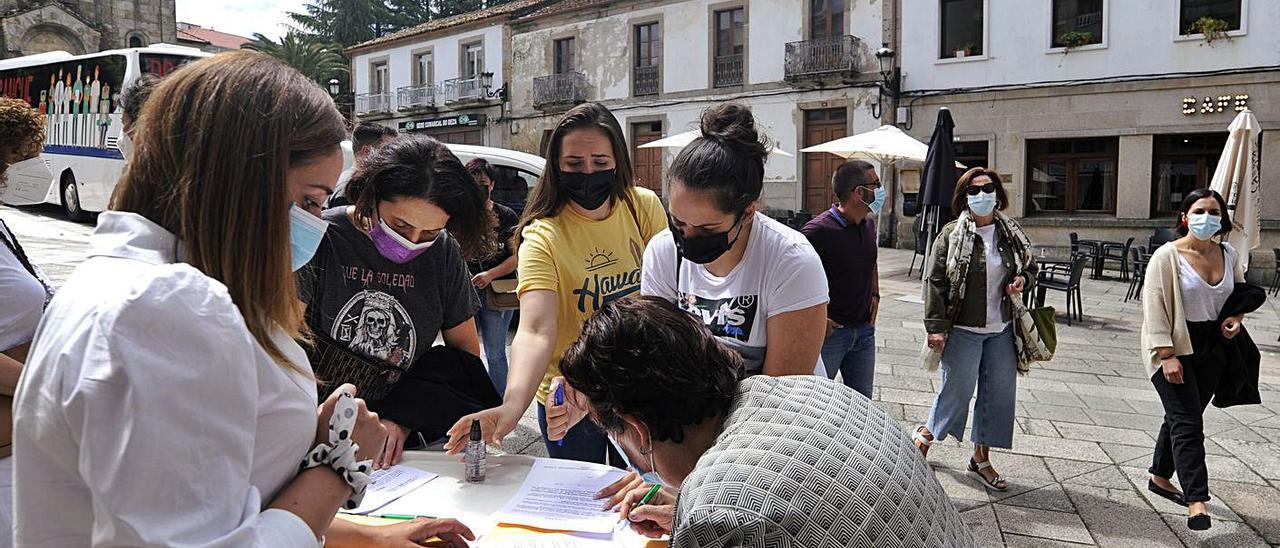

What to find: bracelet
left=299, top=391, right=374, bottom=510
left=872, top=293, right=881, bottom=300
left=1159, top=355, right=1176, bottom=361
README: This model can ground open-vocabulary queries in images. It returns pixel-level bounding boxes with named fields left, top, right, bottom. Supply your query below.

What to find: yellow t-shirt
left=517, top=187, right=667, bottom=404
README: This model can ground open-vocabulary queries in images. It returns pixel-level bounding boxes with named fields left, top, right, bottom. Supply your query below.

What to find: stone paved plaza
left=6, top=204, right=1279, bottom=547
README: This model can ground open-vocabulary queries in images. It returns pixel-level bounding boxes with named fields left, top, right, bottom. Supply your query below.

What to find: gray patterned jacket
left=671, top=376, right=975, bottom=548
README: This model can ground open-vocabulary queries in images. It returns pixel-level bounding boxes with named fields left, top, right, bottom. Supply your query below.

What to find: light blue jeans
left=821, top=323, right=876, bottom=398
left=475, top=300, right=514, bottom=395
left=926, top=325, right=1018, bottom=449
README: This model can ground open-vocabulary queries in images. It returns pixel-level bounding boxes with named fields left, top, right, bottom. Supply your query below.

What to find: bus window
left=139, top=54, right=198, bottom=77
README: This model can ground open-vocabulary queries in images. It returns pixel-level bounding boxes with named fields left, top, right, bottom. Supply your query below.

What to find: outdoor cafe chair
left=1271, top=249, right=1280, bottom=297
left=1097, top=237, right=1135, bottom=281
left=1037, top=255, right=1090, bottom=326
left=1125, top=246, right=1150, bottom=302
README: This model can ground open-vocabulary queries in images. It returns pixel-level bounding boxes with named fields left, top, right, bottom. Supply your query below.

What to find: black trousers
left=1149, top=322, right=1222, bottom=503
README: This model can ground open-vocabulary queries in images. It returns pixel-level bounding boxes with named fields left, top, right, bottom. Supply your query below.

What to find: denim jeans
left=537, top=403, right=623, bottom=466
left=820, top=323, right=876, bottom=398
left=475, top=300, right=514, bottom=395
left=926, top=325, right=1019, bottom=449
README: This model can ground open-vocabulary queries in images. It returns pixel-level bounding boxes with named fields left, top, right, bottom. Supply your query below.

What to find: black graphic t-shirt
left=302, top=208, right=480, bottom=369
left=466, top=202, right=519, bottom=279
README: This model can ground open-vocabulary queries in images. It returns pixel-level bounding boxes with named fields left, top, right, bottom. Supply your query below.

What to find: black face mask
left=560, top=169, right=616, bottom=211
left=672, top=212, right=746, bottom=265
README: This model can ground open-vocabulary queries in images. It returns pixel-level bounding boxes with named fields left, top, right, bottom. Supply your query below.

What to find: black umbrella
left=918, top=107, right=958, bottom=278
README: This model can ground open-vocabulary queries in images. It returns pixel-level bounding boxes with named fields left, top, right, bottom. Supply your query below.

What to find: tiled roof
left=345, top=0, right=550, bottom=54
left=514, top=0, right=616, bottom=20
left=177, top=25, right=252, bottom=50
left=176, top=29, right=211, bottom=46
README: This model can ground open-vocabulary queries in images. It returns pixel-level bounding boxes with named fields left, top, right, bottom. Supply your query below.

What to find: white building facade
left=897, top=0, right=1280, bottom=269
left=504, top=0, right=894, bottom=218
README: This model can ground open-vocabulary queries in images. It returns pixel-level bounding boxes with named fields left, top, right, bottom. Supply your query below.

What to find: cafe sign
left=1182, top=94, right=1249, bottom=116
left=400, top=113, right=487, bottom=132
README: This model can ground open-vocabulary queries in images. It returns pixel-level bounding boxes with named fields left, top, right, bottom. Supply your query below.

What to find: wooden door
left=632, top=121, right=664, bottom=196
left=803, top=108, right=847, bottom=213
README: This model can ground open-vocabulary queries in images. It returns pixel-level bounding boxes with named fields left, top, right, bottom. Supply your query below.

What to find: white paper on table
left=492, top=458, right=628, bottom=534
left=339, top=465, right=439, bottom=515
left=479, top=531, right=621, bottom=548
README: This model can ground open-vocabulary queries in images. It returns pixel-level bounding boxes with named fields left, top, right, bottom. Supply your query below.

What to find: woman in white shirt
left=12, top=52, right=472, bottom=548
left=0, top=96, right=55, bottom=548
left=641, top=103, right=828, bottom=377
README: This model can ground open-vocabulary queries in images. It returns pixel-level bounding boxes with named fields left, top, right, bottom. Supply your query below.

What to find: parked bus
left=0, top=44, right=210, bottom=220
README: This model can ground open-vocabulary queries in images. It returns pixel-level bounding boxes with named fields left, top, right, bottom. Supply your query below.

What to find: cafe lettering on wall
left=1182, top=94, right=1249, bottom=115
left=399, top=114, right=487, bottom=132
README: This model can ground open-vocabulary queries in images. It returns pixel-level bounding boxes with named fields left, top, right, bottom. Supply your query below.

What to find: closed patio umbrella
left=1208, top=108, right=1261, bottom=272
left=918, top=108, right=959, bottom=278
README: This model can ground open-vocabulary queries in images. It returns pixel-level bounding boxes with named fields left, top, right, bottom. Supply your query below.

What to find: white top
left=1177, top=243, right=1237, bottom=322
left=13, top=212, right=321, bottom=547
left=958, top=224, right=1009, bottom=335
left=0, top=221, right=45, bottom=351
left=329, top=167, right=355, bottom=207
left=642, top=212, right=829, bottom=375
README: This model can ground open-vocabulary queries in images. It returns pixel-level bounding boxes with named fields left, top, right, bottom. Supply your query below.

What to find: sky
left=176, top=0, right=310, bottom=41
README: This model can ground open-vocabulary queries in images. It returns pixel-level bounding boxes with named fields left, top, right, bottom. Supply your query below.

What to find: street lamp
left=328, top=78, right=341, bottom=97
left=871, top=47, right=900, bottom=121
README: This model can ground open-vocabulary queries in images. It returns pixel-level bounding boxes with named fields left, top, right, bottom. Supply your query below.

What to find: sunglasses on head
left=965, top=183, right=997, bottom=196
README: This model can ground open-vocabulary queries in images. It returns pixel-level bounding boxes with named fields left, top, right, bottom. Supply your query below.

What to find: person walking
left=443, top=102, right=666, bottom=464
left=466, top=158, right=520, bottom=394
left=11, top=52, right=473, bottom=548
left=1141, top=188, right=1260, bottom=531
left=914, top=167, right=1037, bottom=492
left=0, top=97, right=56, bottom=548
left=802, top=160, right=884, bottom=397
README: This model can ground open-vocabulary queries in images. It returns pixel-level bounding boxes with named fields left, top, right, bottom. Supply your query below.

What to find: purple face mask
left=370, top=217, right=437, bottom=264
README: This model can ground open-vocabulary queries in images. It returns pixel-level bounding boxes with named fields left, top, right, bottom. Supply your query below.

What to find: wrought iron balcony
left=397, top=85, right=435, bottom=110
left=439, top=75, right=488, bottom=105
left=533, top=71, right=589, bottom=110
left=633, top=65, right=659, bottom=96
left=354, top=93, right=392, bottom=115
left=784, top=35, right=859, bottom=82
left=713, top=54, right=743, bottom=88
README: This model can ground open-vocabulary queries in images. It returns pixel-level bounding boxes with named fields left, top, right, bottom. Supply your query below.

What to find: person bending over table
left=557, top=296, right=975, bottom=548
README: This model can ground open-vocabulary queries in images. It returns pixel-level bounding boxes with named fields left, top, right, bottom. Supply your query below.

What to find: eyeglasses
left=965, top=183, right=997, bottom=196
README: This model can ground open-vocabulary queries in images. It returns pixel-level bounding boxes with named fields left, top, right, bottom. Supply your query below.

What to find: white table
left=381, top=451, right=662, bottom=547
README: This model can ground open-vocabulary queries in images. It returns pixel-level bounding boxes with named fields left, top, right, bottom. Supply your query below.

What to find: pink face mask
left=370, top=217, right=437, bottom=263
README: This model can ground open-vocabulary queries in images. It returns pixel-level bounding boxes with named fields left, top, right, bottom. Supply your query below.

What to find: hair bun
left=699, top=103, right=769, bottom=162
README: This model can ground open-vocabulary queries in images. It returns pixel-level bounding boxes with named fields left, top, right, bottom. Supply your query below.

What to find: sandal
left=968, top=457, right=1010, bottom=491
left=912, top=426, right=934, bottom=457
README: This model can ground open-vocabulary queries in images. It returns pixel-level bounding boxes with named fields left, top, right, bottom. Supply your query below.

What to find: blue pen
left=553, top=382, right=565, bottom=447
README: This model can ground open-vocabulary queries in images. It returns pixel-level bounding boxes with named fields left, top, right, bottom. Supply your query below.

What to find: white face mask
left=117, top=133, right=134, bottom=161
left=0, top=156, right=54, bottom=206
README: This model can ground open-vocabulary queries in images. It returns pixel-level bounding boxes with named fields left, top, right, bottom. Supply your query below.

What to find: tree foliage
left=244, top=32, right=348, bottom=87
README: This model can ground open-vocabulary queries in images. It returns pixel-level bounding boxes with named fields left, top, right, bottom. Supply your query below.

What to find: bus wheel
left=61, top=173, right=88, bottom=223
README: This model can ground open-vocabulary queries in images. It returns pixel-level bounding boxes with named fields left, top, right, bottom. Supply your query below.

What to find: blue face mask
left=289, top=204, right=327, bottom=271
left=967, top=191, right=998, bottom=217
left=1186, top=213, right=1222, bottom=241
left=608, top=434, right=665, bottom=486
left=861, top=185, right=887, bottom=215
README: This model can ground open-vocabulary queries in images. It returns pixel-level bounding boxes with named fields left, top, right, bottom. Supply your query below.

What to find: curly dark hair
left=559, top=296, right=743, bottom=443
left=0, top=97, right=46, bottom=183
left=346, top=134, right=496, bottom=261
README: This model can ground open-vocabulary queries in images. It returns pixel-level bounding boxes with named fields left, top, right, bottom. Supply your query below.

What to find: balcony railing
left=713, top=54, right=743, bottom=88
left=784, top=35, right=859, bottom=82
left=633, top=65, right=659, bottom=96
left=439, top=75, right=487, bottom=104
left=397, top=84, right=435, bottom=110
left=355, top=93, right=392, bottom=115
left=533, top=71, right=589, bottom=110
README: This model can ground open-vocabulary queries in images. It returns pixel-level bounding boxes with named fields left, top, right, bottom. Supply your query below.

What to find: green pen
left=617, top=484, right=663, bottom=530
left=372, top=513, right=435, bottom=521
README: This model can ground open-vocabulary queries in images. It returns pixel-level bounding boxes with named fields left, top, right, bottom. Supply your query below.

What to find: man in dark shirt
left=801, top=160, right=881, bottom=398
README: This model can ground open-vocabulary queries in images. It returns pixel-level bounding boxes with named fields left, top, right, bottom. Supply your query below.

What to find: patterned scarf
left=943, top=211, right=1042, bottom=372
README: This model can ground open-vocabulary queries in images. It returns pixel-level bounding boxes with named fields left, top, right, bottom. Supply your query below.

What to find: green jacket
left=924, top=220, right=1038, bottom=334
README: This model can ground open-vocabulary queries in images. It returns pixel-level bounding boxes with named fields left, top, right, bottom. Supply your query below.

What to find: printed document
left=493, top=458, right=628, bottom=534
left=340, top=464, right=439, bottom=515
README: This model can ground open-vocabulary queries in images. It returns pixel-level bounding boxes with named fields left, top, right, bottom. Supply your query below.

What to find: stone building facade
left=0, top=0, right=176, bottom=59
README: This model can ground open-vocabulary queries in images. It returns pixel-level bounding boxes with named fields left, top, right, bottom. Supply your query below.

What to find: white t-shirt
left=1178, top=243, right=1237, bottom=322
left=0, top=222, right=46, bottom=351
left=642, top=212, right=829, bottom=375
left=958, top=224, right=1009, bottom=334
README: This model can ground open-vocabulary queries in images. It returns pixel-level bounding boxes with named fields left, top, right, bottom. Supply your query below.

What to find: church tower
left=0, top=0, right=177, bottom=59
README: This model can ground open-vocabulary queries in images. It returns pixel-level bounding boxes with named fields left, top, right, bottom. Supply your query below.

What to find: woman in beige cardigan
left=1140, top=188, right=1246, bottom=532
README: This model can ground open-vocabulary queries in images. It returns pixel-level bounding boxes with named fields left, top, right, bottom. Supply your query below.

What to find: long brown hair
left=515, top=102, right=636, bottom=246
left=111, top=51, right=347, bottom=371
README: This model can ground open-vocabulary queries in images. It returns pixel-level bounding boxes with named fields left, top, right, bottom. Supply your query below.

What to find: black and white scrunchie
left=299, top=391, right=375, bottom=510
